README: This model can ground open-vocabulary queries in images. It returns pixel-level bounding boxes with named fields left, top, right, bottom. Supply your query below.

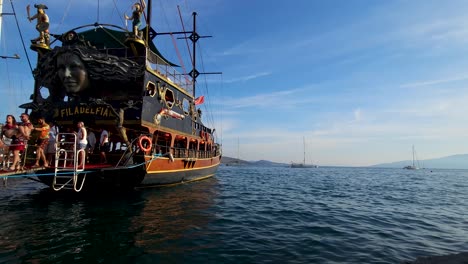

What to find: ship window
left=146, top=81, right=157, bottom=97
left=38, top=86, right=50, bottom=100
left=155, top=131, right=172, bottom=154
left=200, top=141, right=206, bottom=151
left=182, top=99, right=190, bottom=115
left=165, top=89, right=174, bottom=108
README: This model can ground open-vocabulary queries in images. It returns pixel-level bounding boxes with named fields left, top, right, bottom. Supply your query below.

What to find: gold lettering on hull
left=58, top=106, right=113, bottom=118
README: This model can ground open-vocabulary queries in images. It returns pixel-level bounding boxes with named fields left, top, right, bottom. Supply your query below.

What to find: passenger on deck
left=32, top=117, right=50, bottom=168
left=7, top=113, right=32, bottom=171
left=76, top=121, right=87, bottom=167
left=97, top=128, right=109, bottom=164
left=2, top=115, right=18, bottom=170
left=155, top=145, right=162, bottom=156
left=46, top=121, right=59, bottom=166
left=87, top=129, right=96, bottom=155
left=2, top=115, right=18, bottom=139
left=18, top=113, right=33, bottom=140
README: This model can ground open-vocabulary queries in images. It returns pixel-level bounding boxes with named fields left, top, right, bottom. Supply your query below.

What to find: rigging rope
left=55, top=0, right=73, bottom=34
left=170, top=33, right=191, bottom=85
left=0, top=155, right=161, bottom=180
left=196, top=42, right=215, bottom=128
left=8, top=0, right=33, bottom=74
left=177, top=5, right=193, bottom=66
left=113, top=0, right=129, bottom=29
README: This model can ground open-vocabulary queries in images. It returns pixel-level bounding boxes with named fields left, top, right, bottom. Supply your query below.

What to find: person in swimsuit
left=2, top=115, right=18, bottom=170
left=32, top=117, right=50, bottom=168
left=7, top=113, right=32, bottom=171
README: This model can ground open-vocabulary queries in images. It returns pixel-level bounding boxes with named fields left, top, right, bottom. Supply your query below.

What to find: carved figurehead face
left=57, top=52, right=89, bottom=96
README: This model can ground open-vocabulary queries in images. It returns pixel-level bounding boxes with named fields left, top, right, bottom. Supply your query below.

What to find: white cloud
left=353, top=108, right=362, bottom=122
left=225, top=71, right=271, bottom=83
left=400, top=75, right=468, bottom=88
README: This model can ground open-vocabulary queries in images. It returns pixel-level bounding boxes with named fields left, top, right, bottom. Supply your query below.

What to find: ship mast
left=0, top=0, right=3, bottom=40
left=190, top=12, right=198, bottom=96
left=303, top=136, right=306, bottom=165
left=0, top=1, right=20, bottom=59
left=154, top=8, right=220, bottom=98
left=187, top=13, right=222, bottom=98
left=145, top=0, right=151, bottom=42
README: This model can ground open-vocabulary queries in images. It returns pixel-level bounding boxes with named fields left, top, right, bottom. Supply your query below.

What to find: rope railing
left=146, top=48, right=193, bottom=94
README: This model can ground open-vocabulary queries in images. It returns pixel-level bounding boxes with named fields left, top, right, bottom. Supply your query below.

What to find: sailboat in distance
left=291, top=137, right=318, bottom=168
left=403, top=145, right=420, bottom=170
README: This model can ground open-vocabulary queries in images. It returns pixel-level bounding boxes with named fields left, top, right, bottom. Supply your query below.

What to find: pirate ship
left=1, top=0, right=222, bottom=192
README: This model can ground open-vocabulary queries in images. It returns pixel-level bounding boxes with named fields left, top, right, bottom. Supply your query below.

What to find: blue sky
left=2, top=0, right=468, bottom=166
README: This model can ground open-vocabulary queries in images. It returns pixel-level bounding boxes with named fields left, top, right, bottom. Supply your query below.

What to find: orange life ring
left=138, top=135, right=152, bottom=152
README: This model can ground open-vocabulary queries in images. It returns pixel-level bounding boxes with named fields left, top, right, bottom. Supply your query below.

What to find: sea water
left=0, top=166, right=467, bottom=263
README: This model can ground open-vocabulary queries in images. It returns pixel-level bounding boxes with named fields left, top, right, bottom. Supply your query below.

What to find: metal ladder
left=52, top=133, right=87, bottom=192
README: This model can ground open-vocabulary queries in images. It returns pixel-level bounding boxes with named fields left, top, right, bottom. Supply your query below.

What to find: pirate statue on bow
left=124, top=0, right=146, bottom=38
left=27, top=4, right=50, bottom=46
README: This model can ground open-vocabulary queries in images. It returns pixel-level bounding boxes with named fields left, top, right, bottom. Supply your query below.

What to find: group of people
left=77, top=123, right=110, bottom=164
left=1, top=114, right=33, bottom=170
left=1, top=114, right=110, bottom=171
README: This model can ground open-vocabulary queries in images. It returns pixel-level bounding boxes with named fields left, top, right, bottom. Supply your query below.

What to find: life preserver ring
left=138, top=135, right=152, bottom=152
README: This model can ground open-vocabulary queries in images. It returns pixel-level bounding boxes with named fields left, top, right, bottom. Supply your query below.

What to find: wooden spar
left=0, top=0, right=3, bottom=40
left=145, top=0, right=151, bottom=42
left=192, top=12, right=196, bottom=97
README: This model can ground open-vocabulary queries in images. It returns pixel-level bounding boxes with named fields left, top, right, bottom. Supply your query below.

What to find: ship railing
left=172, top=147, right=187, bottom=159
left=198, top=150, right=211, bottom=159
left=0, top=140, right=31, bottom=170
left=146, top=48, right=193, bottom=94
left=97, top=46, right=193, bottom=93
left=115, top=137, right=141, bottom=167
left=170, top=146, right=216, bottom=159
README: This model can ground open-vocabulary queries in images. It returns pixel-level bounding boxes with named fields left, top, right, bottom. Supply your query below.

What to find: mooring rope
left=0, top=154, right=161, bottom=180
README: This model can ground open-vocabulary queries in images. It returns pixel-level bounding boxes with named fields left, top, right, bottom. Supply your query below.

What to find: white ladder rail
left=52, top=133, right=87, bottom=192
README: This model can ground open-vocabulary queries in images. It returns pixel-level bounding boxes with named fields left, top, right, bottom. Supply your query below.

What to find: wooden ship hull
left=4, top=1, right=222, bottom=192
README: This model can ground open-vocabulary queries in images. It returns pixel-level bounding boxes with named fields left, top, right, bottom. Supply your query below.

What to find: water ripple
left=0, top=167, right=468, bottom=263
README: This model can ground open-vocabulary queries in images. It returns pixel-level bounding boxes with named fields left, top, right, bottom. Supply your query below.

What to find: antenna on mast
left=0, top=1, right=21, bottom=60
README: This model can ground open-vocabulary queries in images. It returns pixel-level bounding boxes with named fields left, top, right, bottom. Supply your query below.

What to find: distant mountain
left=221, top=156, right=287, bottom=167
left=372, top=154, right=468, bottom=169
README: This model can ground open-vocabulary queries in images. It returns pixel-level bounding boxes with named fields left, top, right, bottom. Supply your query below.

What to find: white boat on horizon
left=403, top=145, right=420, bottom=170
left=291, top=137, right=318, bottom=168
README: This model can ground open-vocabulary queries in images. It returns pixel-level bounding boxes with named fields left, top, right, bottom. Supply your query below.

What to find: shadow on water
left=0, top=177, right=220, bottom=263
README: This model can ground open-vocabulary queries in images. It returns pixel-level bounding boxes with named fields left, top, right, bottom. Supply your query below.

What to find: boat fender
left=200, top=130, right=205, bottom=139
left=138, top=136, right=152, bottom=152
